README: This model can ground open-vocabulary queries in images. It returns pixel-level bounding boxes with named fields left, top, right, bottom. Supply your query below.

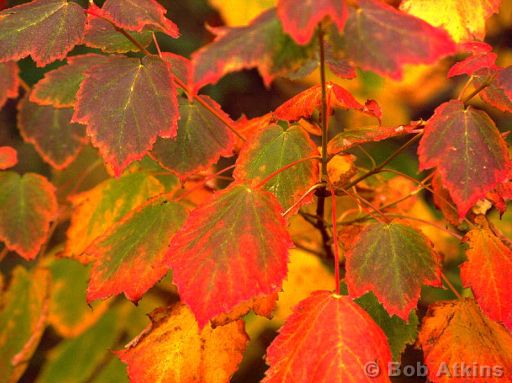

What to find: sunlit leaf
left=263, top=291, right=392, bottom=382
left=0, top=146, right=17, bottom=170
left=208, top=0, right=275, bottom=26
left=167, top=183, right=293, bottom=327
left=117, top=304, right=248, bottom=383
left=73, top=55, right=179, bottom=175
left=0, top=172, right=58, bottom=259
left=0, top=61, right=18, bottom=109
left=0, top=0, right=86, bottom=66
left=344, top=0, right=455, bottom=80
left=418, top=99, right=511, bottom=217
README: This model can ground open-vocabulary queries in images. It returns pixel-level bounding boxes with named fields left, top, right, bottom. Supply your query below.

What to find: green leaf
left=152, top=95, right=235, bottom=177
left=345, top=221, right=441, bottom=320
left=73, top=55, right=179, bottom=175
left=0, top=266, right=50, bottom=383
left=0, top=0, right=86, bottom=67
left=234, top=123, right=319, bottom=211
left=92, top=358, right=129, bottom=383
left=0, top=172, right=58, bottom=260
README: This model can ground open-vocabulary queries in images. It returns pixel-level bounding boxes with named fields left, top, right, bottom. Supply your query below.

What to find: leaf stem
left=326, top=176, right=341, bottom=294
left=282, top=183, right=325, bottom=217
left=384, top=214, right=463, bottom=240
left=441, top=272, right=463, bottom=300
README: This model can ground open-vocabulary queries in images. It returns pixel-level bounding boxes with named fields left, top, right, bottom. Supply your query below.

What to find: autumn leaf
left=192, top=9, right=316, bottom=90
left=474, top=67, right=512, bottom=113
left=344, top=0, right=456, bottom=80
left=447, top=43, right=498, bottom=78
left=162, top=52, right=192, bottom=86
left=30, top=54, right=111, bottom=108
left=72, top=55, right=179, bottom=175
left=418, top=299, right=512, bottom=383
left=0, top=146, right=17, bottom=170
left=0, top=0, right=86, bottom=67
left=18, top=96, right=87, bottom=169
left=66, top=172, right=164, bottom=259
left=263, top=291, right=392, bottom=382
left=167, top=183, right=293, bottom=327
left=151, top=95, right=235, bottom=177
left=431, top=171, right=461, bottom=226
left=345, top=221, right=441, bottom=320
left=209, top=0, right=275, bottom=26
left=117, top=304, right=248, bottom=383
left=400, top=0, right=501, bottom=43
left=418, top=99, right=511, bottom=217
left=0, top=172, right=58, bottom=260
left=277, top=0, right=347, bottom=44
left=0, top=61, right=18, bottom=109
left=461, top=220, right=512, bottom=330
left=100, top=0, right=179, bottom=38
left=0, top=267, right=50, bottom=383
left=233, top=123, right=319, bottom=211
left=86, top=197, right=186, bottom=303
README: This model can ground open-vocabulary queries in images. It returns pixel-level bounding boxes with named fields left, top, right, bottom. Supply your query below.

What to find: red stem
left=326, top=177, right=341, bottom=294
left=254, top=156, right=322, bottom=189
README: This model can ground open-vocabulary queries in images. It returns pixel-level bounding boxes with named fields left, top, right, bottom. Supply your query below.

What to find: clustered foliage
left=1, top=0, right=512, bottom=382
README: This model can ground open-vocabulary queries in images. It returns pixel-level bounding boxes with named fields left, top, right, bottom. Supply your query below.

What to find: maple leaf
left=167, top=183, right=293, bottom=327
left=151, top=95, right=235, bottom=177
left=277, top=0, right=347, bottom=44
left=418, top=99, right=511, bottom=217
left=344, top=0, right=456, bottom=80
left=431, top=171, right=461, bottom=226
left=345, top=221, right=441, bottom=320
left=400, top=0, right=501, bottom=43
left=474, top=67, right=512, bottom=113
left=117, top=304, right=248, bottom=383
left=84, top=4, right=152, bottom=54
left=18, top=97, right=87, bottom=170
left=86, top=197, right=187, bottom=303
left=72, top=55, right=179, bottom=175
left=30, top=54, right=111, bottom=108
left=0, top=172, right=58, bottom=260
left=100, top=0, right=179, bottom=38
left=461, top=219, right=512, bottom=330
left=0, top=61, right=18, bottom=109
left=66, top=172, right=164, bottom=259
left=0, top=267, right=50, bottom=383
left=162, top=52, right=192, bottom=86
left=447, top=43, right=498, bottom=78
left=0, top=0, right=86, bottom=67
left=233, top=123, right=319, bottom=211
left=418, top=299, right=512, bottom=383
left=0, top=146, right=17, bottom=170
left=192, top=9, right=316, bottom=90
left=263, top=291, right=392, bottom=382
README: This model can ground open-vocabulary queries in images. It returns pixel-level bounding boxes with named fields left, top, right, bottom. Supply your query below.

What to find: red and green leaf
left=72, top=55, right=179, bottom=175
left=277, top=0, right=347, bottom=44
left=0, top=61, right=18, bottom=109
left=151, top=95, right=235, bottom=177
left=30, top=54, right=111, bottom=108
left=86, top=197, right=187, bottom=303
left=447, top=44, right=498, bottom=78
left=233, top=123, right=319, bottom=212
left=474, top=67, right=512, bottom=113
left=0, top=146, right=17, bottom=170
left=418, top=99, right=511, bottom=217
left=0, top=172, right=58, bottom=260
left=345, top=221, right=441, bottom=320
left=344, top=0, right=456, bottom=80
left=167, top=183, right=293, bottom=327
left=18, top=97, right=87, bottom=169
left=0, top=267, right=50, bottom=383
left=117, top=304, right=248, bottom=383
left=0, top=0, right=86, bottom=67
left=263, top=291, right=392, bottom=383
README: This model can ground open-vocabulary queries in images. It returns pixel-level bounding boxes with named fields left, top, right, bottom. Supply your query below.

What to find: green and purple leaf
left=72, top=55, right=179, bottom=175
left=345, top=221, right=441, bottom=320
left=0, top=61, right=18, bottom=109
left=344, top=0, right=456, bottom=80
left=418, top=99, right=511, bottom=217
left=0, top=172, right=58, bottom=260
left=0, top=0, right=86, bottom=67
left=167, top=183, right=293, bottom=327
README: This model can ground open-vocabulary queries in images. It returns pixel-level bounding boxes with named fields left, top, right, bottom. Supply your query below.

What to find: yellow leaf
left=208, top=0, right=276, bottom=26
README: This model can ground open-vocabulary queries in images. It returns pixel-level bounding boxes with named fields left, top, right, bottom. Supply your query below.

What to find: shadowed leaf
left=0, top=61, right=18, bottom=109
left=474, top=66, right=512, bottom=113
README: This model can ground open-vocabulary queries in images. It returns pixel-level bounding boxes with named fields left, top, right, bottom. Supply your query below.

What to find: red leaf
left=0, top=61, right=18, bottom=109
left=100, top=0, right=179, bottom=38
left=448, top=43, right=498, bottom=78
left=431, top=171, right=461, bottom=226
left=277, top=0, right=348, bottom=44
left=167, top=183, right=293, bottom=327
left=475, top=67, right=512, bottom=113
left=72, top=55, right=179, bottom=175
left=18, top=96, right=86, bottom=169
left=0, top=146, right=17, bottom=170
left=162, top=52, right=192, bottom=86
left=263, top=291, right=392, bottom=382
left=0, top=0, right=86, bottom=67
left=418, top=99, right=511, bottom=217
left=344, top=0, right=456, bottom=80
left=326, top=57, right=356, bottom=80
